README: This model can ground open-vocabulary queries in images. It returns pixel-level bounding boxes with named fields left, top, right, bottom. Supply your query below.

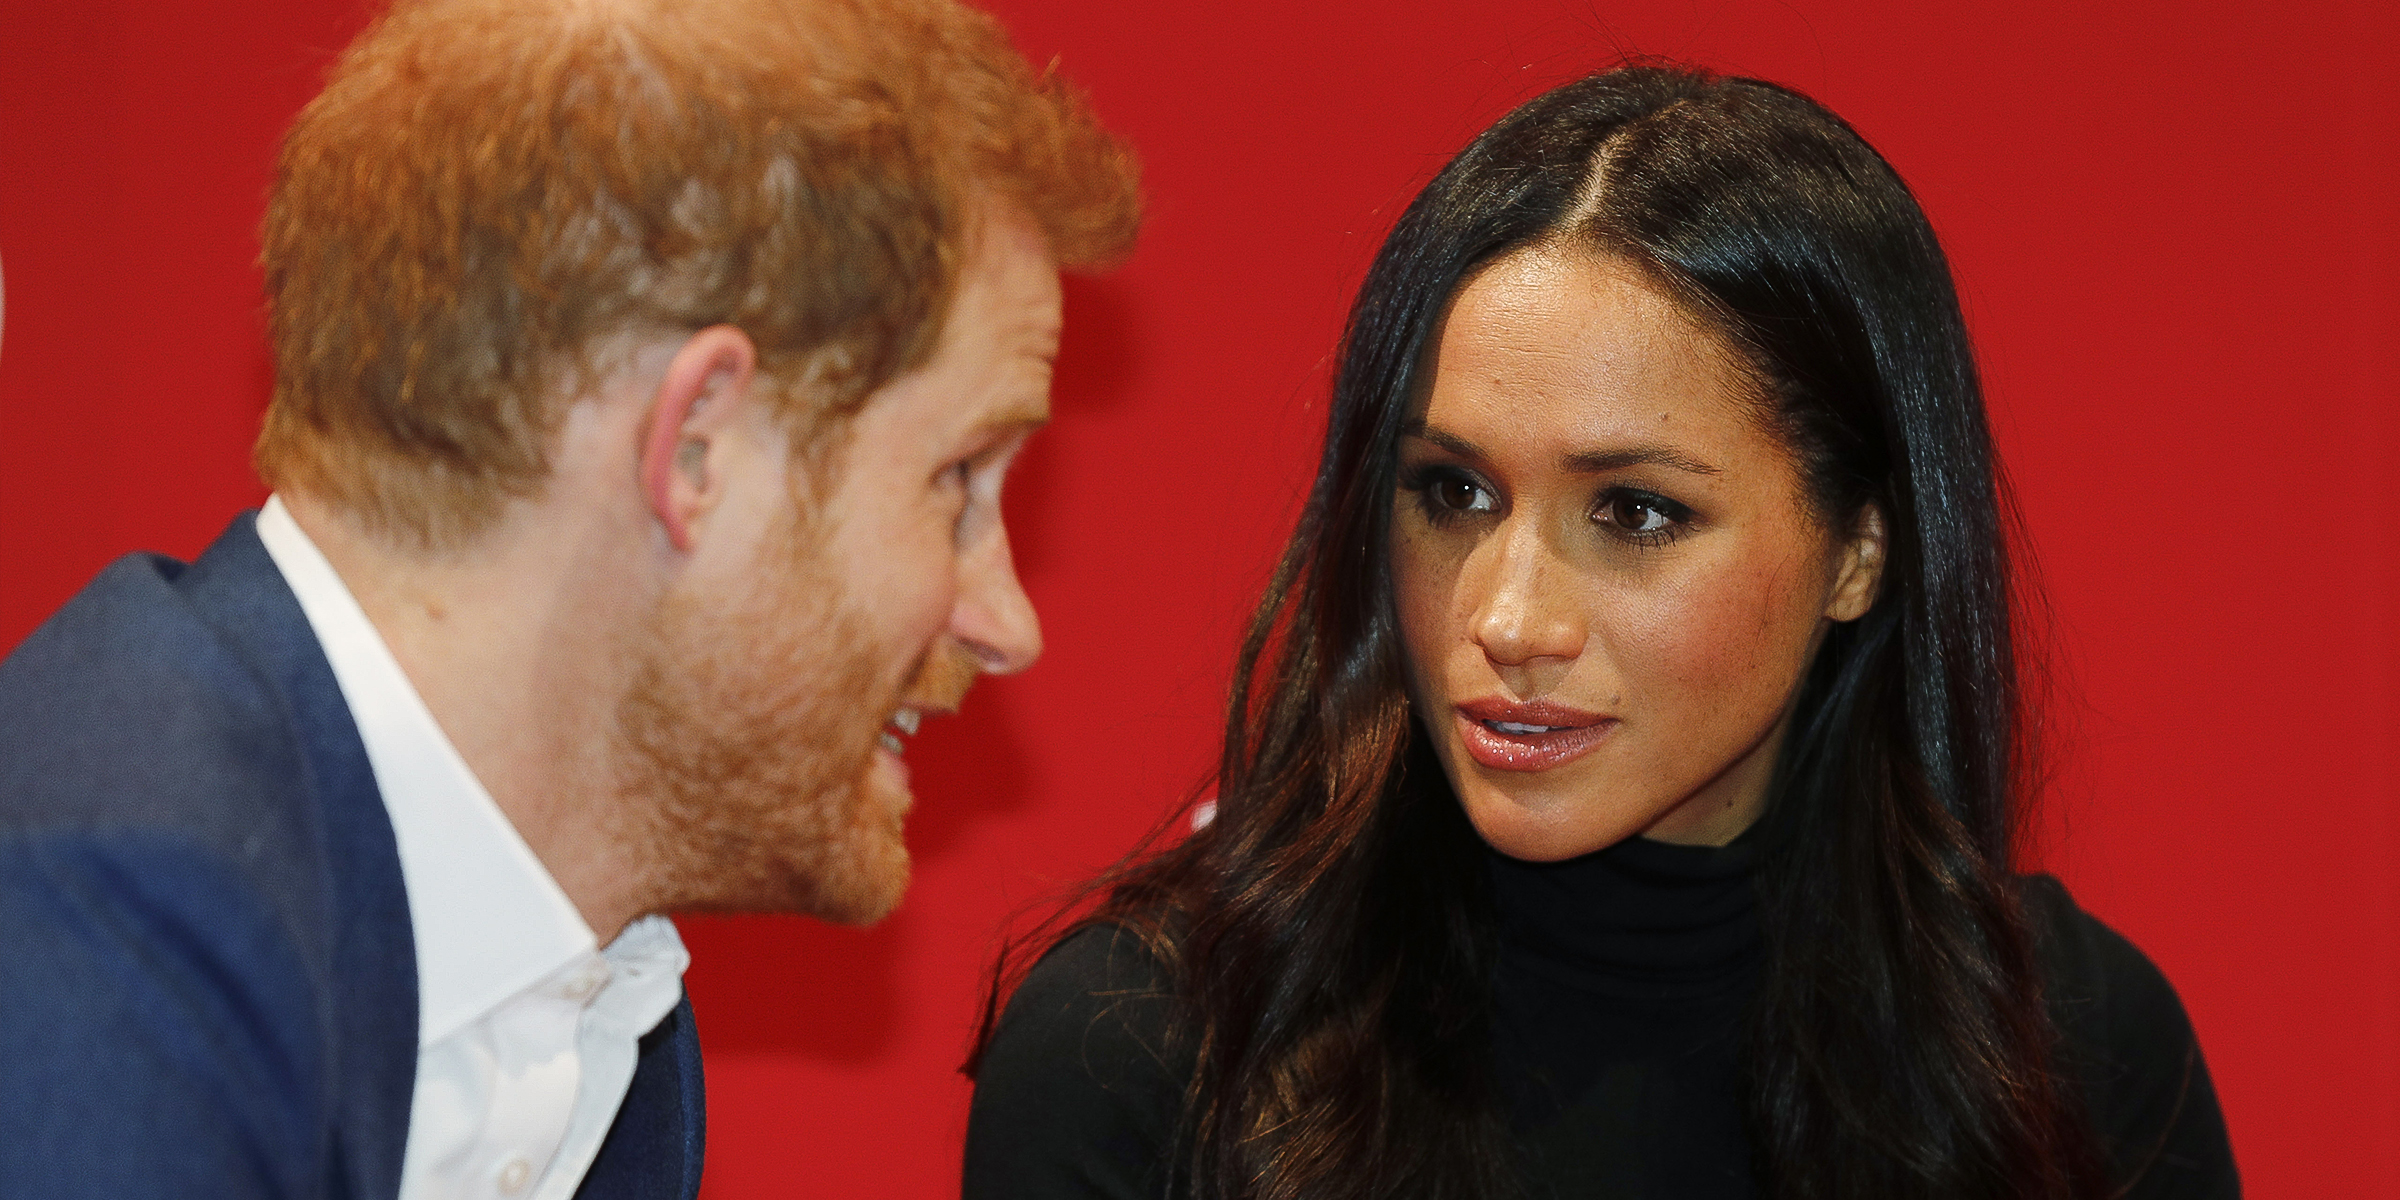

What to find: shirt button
left=497, top=1157, right=533, bottom=1195
left=562, top=965, right=607, bottom=1002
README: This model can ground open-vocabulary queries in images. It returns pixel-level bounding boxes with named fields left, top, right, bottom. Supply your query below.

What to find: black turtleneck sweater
left=963, top=839, right=2239, bottom=1199
left=1489, top=835, right=1765, bottom=1198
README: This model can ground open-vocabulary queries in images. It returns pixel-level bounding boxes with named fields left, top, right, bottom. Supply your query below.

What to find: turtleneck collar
left=1489, top=832, right=1762, bottom=1002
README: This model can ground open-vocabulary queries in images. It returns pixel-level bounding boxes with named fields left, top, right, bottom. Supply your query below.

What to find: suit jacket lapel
left=180, top=513, right=419, bottom=1200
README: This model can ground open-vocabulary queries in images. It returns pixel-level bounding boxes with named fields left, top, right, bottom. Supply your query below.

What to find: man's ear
left=1826, top=502, right=1886, bottom=623
left=640, top=325, right=758, bottom=553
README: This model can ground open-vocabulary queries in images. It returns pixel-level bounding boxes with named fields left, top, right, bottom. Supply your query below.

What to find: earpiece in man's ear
left=640, top=325, right=759, bottom=554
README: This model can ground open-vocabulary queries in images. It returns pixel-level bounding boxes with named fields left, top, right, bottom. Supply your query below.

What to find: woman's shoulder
left=964, top=922, right=1193, bottom=1200
left=2016, top=874, right=2241, bottom=1199
left=1010, top=921, right=1177, bottom=1006
left=991, top=921, right=1186, bottom=1079
left=2018, top=874, right=2186, bottom=1025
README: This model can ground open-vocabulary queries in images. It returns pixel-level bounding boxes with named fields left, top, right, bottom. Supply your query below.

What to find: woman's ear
left=1825, top=503, right=1886, bottom=623
left=639, top=325, right=758, bottom=553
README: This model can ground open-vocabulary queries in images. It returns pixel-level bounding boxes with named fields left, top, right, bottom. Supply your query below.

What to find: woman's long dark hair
left=977, top=64, right=2107, bottom=1200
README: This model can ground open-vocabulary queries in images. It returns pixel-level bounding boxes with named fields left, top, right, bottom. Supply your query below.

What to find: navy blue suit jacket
left=0, top=514, right=705, bottom=1199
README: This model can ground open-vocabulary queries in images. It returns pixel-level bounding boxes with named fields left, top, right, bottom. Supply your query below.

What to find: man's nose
left=1468, top=519, right=1582, bottom=669
left=951, top=520, right=1042, bottom=676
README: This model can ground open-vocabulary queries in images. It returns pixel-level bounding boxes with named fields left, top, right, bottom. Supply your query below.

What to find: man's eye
left=939, top=461, right=975, bottom=540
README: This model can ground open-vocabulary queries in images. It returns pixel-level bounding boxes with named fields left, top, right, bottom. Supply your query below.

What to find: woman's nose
left=1467, top=519, right=1583, bottom=668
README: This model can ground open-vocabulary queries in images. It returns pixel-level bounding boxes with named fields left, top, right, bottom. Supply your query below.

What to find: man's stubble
left=611, top=507, right=916, bottom=926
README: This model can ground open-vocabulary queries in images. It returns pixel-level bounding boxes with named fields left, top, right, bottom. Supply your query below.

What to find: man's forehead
left=849, top=334, right=1052, bottom=452
left=939, top=224, right=1061, bottom=432
left=949, top=387, right=1050, bottom=443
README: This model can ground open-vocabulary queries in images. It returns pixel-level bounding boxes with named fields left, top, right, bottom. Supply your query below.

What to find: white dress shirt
left=256, top=498, right=690, bottom=1200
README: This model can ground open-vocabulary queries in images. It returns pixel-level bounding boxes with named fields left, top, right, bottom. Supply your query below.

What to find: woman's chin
left=1455, top=781, right=1653, bottom=864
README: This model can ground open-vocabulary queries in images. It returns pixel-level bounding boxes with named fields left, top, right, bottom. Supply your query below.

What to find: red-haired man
left=0, top=1, right=1138, bottom=1196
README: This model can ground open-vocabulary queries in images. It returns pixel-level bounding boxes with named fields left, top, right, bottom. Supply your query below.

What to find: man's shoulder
left=0, top=518, right=420, bottom=1199
left=0, top=527, right=347, bottom=903
left=5, top=541, right=308, bottom=830
left=1, top=546, right=327, bottom=956
left=0, top=512, right=405, bottom=983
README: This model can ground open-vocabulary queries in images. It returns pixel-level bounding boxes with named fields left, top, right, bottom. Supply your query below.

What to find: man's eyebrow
left=1401, top=420, right=1721, bottom=477
left=975, top=399, right=1052, bottom=436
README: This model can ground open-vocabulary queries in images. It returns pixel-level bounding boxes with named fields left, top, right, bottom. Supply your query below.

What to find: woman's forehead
left=1417, top=248, right=1761, bottom=456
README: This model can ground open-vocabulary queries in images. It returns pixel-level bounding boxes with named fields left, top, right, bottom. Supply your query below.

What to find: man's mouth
left=878, top=706, right=921, bottom=756
left=878, top=640, right=982, bottom=760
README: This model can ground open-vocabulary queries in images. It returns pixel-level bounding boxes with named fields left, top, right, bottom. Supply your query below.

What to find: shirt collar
left=256, top=496, right=600, bottom=1045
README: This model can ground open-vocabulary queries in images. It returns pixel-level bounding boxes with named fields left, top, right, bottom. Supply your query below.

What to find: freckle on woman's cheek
left=1613, top=568, right=1788, bottom=692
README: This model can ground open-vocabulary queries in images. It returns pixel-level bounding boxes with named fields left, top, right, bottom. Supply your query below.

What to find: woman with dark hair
left=962, top=65, right=2238, bottom=1200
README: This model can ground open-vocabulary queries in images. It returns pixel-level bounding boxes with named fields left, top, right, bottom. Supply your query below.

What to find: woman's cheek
left=1606, top=550, right=1816, bottom=725
left=1389, top=525, right=1459, bottom=710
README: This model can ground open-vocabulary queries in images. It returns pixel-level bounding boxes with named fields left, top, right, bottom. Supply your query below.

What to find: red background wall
left=2, top=1, right=2392, bottom=1195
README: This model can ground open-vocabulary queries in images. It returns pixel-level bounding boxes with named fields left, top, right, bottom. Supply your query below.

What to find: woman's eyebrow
left=1401, top=422, right=1482, bottom=459
left=1563, top=445, right=1722, bottom=476
left=1403, top=421, right=1720, bottom=477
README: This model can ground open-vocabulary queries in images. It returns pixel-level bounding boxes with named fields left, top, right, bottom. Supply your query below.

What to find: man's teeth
left=879, top=707, right=922, bottom=755
left=1490, top=721, right=1559, bottom=735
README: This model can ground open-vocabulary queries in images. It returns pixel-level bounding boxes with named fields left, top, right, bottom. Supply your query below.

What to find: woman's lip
left=1453, top=707, right=1618, bottom=772
left=1454, top=696, right=1610, bottom=727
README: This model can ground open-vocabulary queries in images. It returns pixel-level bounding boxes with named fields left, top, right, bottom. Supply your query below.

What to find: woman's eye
left=1594, top=491, right=1687, bottom=541
left=1412, top=470, right=1495, bottom=519
left=1433, top=478, right=1490, bottom=513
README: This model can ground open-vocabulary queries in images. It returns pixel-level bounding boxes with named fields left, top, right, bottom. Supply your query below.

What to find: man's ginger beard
left=611, top=501, right=917, bottom=926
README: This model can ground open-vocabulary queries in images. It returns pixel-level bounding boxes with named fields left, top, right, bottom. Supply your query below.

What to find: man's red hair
left=256, top=0, right=1140, bottom=545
